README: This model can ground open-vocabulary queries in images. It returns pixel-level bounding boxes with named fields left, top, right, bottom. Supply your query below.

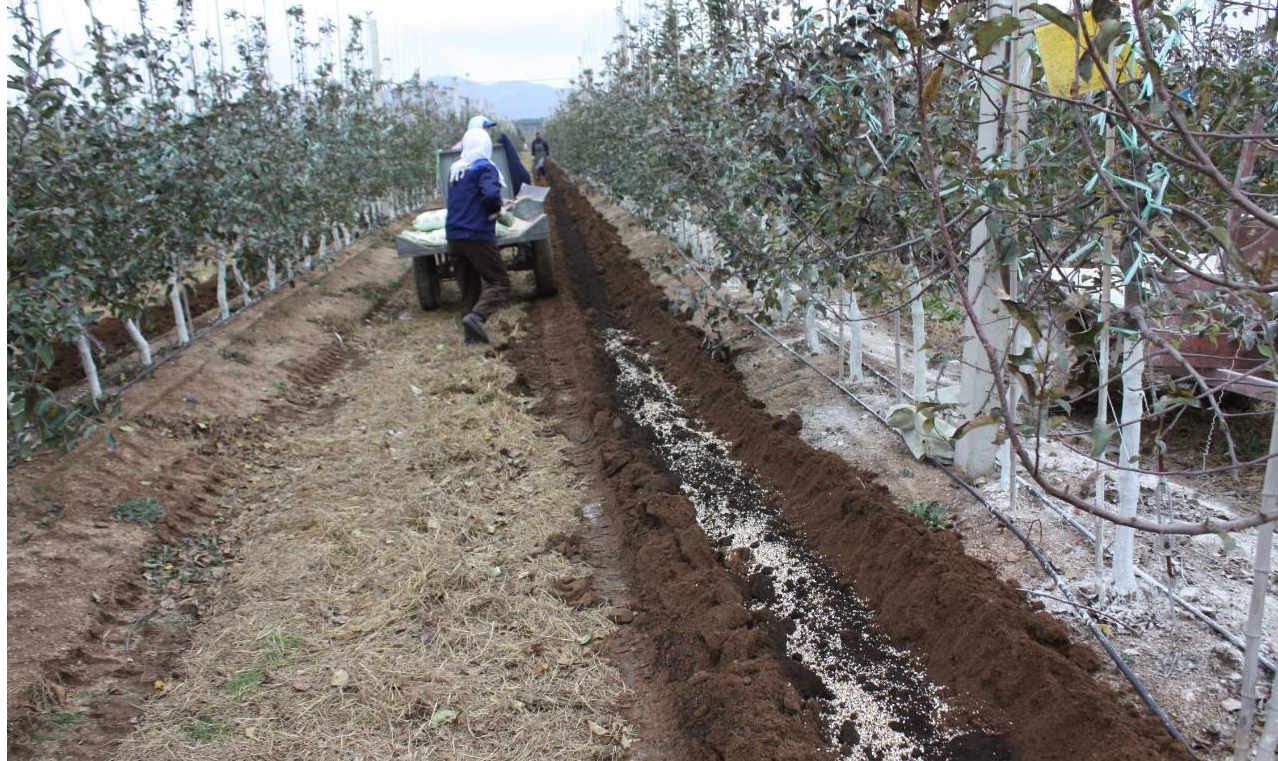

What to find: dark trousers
left=448, top=238, right=510, bottom=320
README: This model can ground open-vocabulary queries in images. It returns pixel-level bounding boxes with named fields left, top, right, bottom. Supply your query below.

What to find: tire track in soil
left=521, top=165, right=1195, bottom=761
left=7, top=275, right=398, bottom=760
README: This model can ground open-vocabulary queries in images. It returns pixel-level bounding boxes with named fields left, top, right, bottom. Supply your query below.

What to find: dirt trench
left=516, top=166, right=1195, bottom=761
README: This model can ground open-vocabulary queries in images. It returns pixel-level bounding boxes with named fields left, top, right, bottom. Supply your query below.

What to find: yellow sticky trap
left=1034, top=12, right=1140, bottom=97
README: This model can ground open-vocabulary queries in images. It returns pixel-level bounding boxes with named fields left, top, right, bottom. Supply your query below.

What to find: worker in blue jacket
left=446, top=126, right=510, bottom=344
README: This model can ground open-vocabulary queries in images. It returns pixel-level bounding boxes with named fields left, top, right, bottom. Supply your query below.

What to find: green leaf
left=952, top=413, right=1001, bottom=440
left=1091, top=18, right=1125, bottom=55
left=1213, top=529, right=1238, bottom=554
left=36, top=343, right=55, bottom=369
left=1000, top=298, right=1042, bottom=342
left=1205, top=226, right=1238, bottom=255
left=974, top=14, right=1022, bottom=57
left=1091, top=0, right=1120, bottom=21
left=1026, top=3, right=1078, bottom=37
left=1089, top=421, right=1118, bottom=457
left=428, top=707, right=459, bottom=729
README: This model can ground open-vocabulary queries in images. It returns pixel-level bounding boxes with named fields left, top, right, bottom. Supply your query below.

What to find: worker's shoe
left=461, top=312, right=490, bottom=344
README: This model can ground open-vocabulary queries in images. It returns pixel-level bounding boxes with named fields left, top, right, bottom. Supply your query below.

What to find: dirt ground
left=7, top=168, right=1241, bottom=761
left=7, top=224, right=412, bottom=756
left=114, top=288, right=633, bottom=760
left=577, top=178, right=1276, bottom=759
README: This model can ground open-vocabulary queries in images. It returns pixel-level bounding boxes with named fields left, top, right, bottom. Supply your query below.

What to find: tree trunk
left=805, top=302, right=822, bottom=355
left=1234, top=384, right=1278, bottom=760
left=123, top=318, right=152, bottom=366
left=1112, top=336, right=1146, bottom=598
left=179, top=285, right=195, bottom=340
left=908, top=261, right=927, bottom=400
left=229, top=247, right=253, bottom=308
left=1255, top=663, right=1278, bottom=761
left=168, top=272, right=190, bottom=345
left=893, top=307, right=904, bottom=405
left=215, top=244, right=231, bottom=320
left=845, top=289, right=865, bottom=382
left=267, top=256, right=277, bottom=290
left=74, top=327, right=102, bottom=399
left=1094, top=277, right=1113, bottom=593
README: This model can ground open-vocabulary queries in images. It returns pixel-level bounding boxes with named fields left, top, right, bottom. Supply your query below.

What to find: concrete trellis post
left=954, top=0, right=1019, bottom=476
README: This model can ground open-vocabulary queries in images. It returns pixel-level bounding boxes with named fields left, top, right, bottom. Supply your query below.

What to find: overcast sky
left=20, top=0, right=645, bottom=88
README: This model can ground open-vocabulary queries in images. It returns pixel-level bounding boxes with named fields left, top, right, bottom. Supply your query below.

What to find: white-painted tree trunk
left=1094, top=54, right=1118, bottom=596
left=267, top=256, right=277, bottom=290
left=215, top=244, right=231, bottom=320
left=1112, top=336, right=1146, bottom=598
left=123, top=318, right=152, bottom=365
left=908, top=262, right=927, bottom=400
left=779, top=288, right=793, bottom=323
left=1234, top=384, right=1278, bottom=760
left=1094, top=315, right=1113, bottom=592
left=845, top=289, right=865, bottom=382
left=74, top=327, right=102, bottom=399
left=331, top=222, right=343, bottom=252
left=229, top=253, right=253, bottom=307
left=284, top=257, right=294, bottom=283
left=893, top=307, right=904, bottom=404
left=168, top=272, right=190, bottom=345
left=340, top=223, right=352, bottom=247
left=1255, top=663, right=1278, bottom=761
left=837, top=283, right=847, bottom=380
left=805, top=302, right=822, bottom=355
left=179, top=286, right=196, bottom=340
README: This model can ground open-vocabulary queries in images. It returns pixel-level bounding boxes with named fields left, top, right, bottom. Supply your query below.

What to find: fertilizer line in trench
left=603, top=328, right=1000, bottom=761
left=659, top=243, right=1199, bottom=757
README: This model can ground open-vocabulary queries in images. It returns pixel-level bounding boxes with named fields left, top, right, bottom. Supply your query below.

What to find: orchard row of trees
left=547, top=0, right=1277, bottom=754
left=7, top=1, right=462, bottom=457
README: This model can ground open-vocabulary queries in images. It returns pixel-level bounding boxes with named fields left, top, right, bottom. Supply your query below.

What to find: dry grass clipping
left=116, top=288, right=632, bottom=760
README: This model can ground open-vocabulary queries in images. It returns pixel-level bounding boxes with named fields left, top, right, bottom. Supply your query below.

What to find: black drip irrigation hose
left=665, top=251, right=1200, bottom=758
left=811, top=324, right=1277, bottom=677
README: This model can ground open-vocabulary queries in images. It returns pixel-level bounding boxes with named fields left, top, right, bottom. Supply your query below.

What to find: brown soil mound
left=512, top=189, right=830, bottom=760
left=528, top=164, right=1193, bottom=761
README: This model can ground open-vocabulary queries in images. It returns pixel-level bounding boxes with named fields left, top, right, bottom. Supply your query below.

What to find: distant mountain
left=427, top=76, right=566, bottom=121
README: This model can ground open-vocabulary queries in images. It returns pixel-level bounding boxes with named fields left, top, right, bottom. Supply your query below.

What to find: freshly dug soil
left=513, top=186, right=832, bottom=760
left=525, top=164, right=1194, bottom=761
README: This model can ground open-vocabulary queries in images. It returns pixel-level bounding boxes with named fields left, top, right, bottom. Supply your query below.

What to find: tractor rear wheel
left=413, top=256, right=441, bottom=310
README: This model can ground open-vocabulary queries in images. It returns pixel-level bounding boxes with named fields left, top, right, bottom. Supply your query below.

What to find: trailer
left=395, top=147, right=556, bottom=310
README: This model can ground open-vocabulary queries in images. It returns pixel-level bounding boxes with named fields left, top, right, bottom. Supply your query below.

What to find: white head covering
left=450, top=127, right=493, bottom=183
left=468, top=114, right=497, bottom=130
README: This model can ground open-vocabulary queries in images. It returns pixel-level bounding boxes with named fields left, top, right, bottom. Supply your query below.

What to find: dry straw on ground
left=116, top=288, right=631, bottom=760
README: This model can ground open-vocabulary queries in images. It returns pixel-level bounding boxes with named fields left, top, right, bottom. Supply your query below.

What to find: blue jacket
left=446, top=159, right=503, bottom=243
